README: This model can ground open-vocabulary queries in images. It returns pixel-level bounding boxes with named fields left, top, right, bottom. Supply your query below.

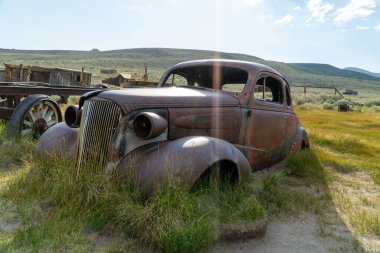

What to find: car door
left=243, top=72, right=288, bottom=170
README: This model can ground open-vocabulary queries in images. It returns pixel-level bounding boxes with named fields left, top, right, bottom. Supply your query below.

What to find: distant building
left=0, top=63, right=92, bottom=86
left=102, top=64, right=152, bottom=87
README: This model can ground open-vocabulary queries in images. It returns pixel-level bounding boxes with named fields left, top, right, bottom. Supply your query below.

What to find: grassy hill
left=1, top=48, right=380, bottom=97
left=344, top=67, right=380, bottom=79
left=290, top=63, right=380, bottom=81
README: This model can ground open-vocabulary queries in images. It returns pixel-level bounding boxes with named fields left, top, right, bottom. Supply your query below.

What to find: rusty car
left=37, top=59, right=310, bottom=191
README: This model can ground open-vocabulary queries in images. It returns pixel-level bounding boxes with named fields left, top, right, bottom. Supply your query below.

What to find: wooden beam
left=19, top=64, right=24, bottom=81
left=4, top=64, right=12, bottom=82
left=335, top=88, right=344, bottom=99
left=0, top=107, right=14, bottom=120
left=80, top=67, right=84, bottom=86
left=26, top=66, right=31, bottom=81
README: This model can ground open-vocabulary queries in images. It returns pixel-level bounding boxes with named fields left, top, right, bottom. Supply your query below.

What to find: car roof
left=167, top=59, right=283, bottom=77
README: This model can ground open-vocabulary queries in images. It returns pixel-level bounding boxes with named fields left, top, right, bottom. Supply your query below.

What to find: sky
left=0, top=0, right=379, bottom=72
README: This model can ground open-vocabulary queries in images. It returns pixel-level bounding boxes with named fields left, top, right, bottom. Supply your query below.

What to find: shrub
left=322, top=103, right=335, bottom=110
left=257, top=172, right=317, bottom=215
left=118, top=182, right=218, bottom=253
left=285, top=150, right=324, bottom=183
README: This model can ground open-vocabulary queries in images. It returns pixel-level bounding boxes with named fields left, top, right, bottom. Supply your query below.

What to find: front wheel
left=7, top=95, right=62, bottom=138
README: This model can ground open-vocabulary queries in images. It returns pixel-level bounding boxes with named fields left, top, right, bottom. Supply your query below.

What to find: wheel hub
left=33, top=118, right=48, bottom=134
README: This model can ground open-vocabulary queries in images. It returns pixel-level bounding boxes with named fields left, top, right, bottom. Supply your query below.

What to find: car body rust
left=37, top=59, right=309, bottom=192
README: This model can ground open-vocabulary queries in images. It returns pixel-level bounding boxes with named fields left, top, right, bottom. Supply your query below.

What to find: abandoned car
left=37, top=59, right=309, bottom=191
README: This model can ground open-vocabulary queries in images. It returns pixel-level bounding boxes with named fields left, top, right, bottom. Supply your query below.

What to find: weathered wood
left=335, top=88, right=344, bottom=98
left=80, top=67, right=84, bottom=86
left=2, top=63, right=92, bottom=86
left=19, top=64, right=24, bottom=81
left=290, top=85, right=345, bottom=98
left=0, top=107, right=14, bottom=120
left=0, top=84, right=103, bottom=97
left=26, top=66, right=31, bottom=81
left=4, top=64, right=12, bottom=82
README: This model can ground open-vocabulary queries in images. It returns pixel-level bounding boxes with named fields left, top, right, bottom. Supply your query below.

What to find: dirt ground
left=209, top=214, right=354, bottom=253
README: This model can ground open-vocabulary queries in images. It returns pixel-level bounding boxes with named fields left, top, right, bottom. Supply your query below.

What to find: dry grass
left=1, top=107, right=379, bottom=252
left=297, top=108, right=380, bottom=252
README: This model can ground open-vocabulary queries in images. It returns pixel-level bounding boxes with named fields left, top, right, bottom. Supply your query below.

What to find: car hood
left=97, top=87, right=239, bottom=113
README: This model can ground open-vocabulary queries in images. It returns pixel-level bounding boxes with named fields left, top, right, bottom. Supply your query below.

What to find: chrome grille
left=77, top=100, right=121, bottom=172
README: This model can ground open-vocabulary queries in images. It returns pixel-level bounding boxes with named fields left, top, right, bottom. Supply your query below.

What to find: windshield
left=161, top=66, right=248, bottom=93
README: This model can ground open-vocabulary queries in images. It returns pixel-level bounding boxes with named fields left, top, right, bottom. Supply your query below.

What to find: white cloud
left=356, top=25, right=369, bottom=30
left=242, top=0, right=264, bottom=7
left=128, top=3, right=153, bottom=12
left=375, top=24, right=380, bottom=30
left=307, top=0, right=335, bottom=22
left=334, top=0, right=376, bottom=25
left=275, top=14, right=295, bottom=24
left=294, top=6, right=301, bottom=11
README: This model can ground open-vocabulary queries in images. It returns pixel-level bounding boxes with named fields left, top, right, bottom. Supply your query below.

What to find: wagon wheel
left=7, top=95, right=62, bottom=138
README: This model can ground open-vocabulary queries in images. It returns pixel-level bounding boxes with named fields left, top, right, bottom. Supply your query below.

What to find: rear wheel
left=192, top=161, right=239, bottom=192
left=301, top=131, right=310, bottom=150
left=7, top=95, right=62, bottom=138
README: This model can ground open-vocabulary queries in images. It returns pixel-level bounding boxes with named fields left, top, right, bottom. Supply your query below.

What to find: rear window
left=254, top=76, right=284, bottom=104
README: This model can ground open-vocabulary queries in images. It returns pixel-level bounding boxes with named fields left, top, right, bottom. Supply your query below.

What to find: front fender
left=36, top=122, right=78, bottom=158
left=115, top=136, right=251, bottom=192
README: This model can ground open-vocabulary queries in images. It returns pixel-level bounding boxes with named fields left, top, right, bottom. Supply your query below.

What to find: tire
left=192, top=161, right=238, bottom=192
left=7, top=95, right=62, bottom=138
left=301, top=131, right=310, bottom=150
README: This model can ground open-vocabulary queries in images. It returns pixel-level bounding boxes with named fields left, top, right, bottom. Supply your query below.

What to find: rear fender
left=36, top=122, right=78, bottom=158
left=115, top=136, right=251, bottom=192
left=289, top=126, right=310, bottom=154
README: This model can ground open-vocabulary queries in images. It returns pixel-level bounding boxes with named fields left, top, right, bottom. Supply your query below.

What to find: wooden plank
left=335, top=88, right=345, bottom=98
left=26, top=66, right=31, bottom=81
left=19, top=64, right=24, bottom=81
left=0, top=107, right=14, bottom=120
left=0, top=84, right=106, bottom=97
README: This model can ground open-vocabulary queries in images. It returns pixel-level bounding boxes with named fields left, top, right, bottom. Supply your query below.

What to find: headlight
left=64, top=105, right=82, bottom=128
left=133, top=112, right=167, bottom=139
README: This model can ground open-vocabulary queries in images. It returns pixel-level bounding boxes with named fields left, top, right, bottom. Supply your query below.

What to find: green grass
left=297, top=108, right=380, bottom=251
left=0, top=121, right=6, bottom=144
left=1, top=106, right=380, bottom=252
left=257, top=172, right=321, bottom=216
left=218, top=182, right=266, bottom=223
left=285, top=150, right=325, bottom=183
left=117, top=183, right=218, bottom=253
left=0, top=125, right=270, bottom=252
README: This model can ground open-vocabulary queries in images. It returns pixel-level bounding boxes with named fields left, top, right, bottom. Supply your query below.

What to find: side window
left=254, top=76, right=284, bottom=104
left=222, top=83, right=245, bottom=93
left=164, top=73, right=188, bottom=87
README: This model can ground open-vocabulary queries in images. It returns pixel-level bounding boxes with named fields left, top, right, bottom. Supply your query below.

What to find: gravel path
left=209, top=214, right=354, bottom=253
